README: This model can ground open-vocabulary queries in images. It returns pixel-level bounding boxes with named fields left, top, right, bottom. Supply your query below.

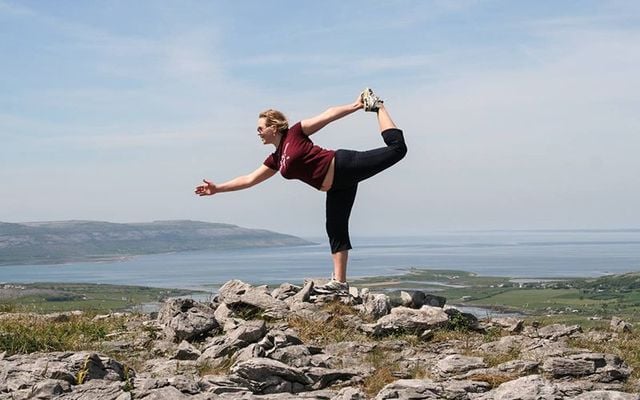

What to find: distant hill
left=0, top=220, right=314, bottom=266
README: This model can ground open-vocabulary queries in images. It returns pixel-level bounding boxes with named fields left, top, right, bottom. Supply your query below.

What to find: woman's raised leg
left=376, top=104, right=397, bottom=132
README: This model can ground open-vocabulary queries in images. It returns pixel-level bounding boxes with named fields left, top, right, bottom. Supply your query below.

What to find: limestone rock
left=610, top=316, right=633, bottom=334
left=542, top=353, right=632, bottom=382
left=485, top=316, right=525, bottom=333
left=571, top=391, right=640, bottom=399
left=285, top=280, right=314, bottom=305
left=387, top=290, right=446, bottom=309
left=474, top=374, right=560, bottom=400
left=435, top=354, right=486, bottom=376
left=218, top=280, right=290, bottom=319
left=368, top=305, right=449, bottom=336
left=173, top=340, right=201, bottom=361
left=230, top=358, right=313, bottom=394
left=534, top=323, right=583, bottom=340
left=361, top=293, right=391, bottom=320
left=375, top=379, right=443, bottom=399
left=157, top=298, right=219, bottom=343
left=271, top=283, right=302, bottom=301
left=332, top=386, right=366, bottom=399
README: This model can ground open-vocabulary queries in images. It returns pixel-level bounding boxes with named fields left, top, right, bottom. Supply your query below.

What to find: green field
left=355, top=269, right=640, bottom=323
left=0, top=282, right=204, bottom=313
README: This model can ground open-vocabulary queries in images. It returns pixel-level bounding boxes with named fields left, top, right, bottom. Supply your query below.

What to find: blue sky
left=1, top=1, right=639, bottom=236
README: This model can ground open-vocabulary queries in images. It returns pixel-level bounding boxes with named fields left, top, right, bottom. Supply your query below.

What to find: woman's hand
left=195, top=179, right=217, bottom=196
left=355, top=93, right=364, bottom=109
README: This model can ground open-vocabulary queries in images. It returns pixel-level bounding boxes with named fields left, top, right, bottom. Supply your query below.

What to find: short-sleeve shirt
left=263, top=122, right=336, bottom=190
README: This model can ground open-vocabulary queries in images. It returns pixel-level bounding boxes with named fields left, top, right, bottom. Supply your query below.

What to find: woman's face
left=257, top=117, right=277, bottom=145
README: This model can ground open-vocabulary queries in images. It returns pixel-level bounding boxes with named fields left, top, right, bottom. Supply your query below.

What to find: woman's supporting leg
left=325, top=184, right=358, bottom=283
left=332, top=250, right=348, bottom=283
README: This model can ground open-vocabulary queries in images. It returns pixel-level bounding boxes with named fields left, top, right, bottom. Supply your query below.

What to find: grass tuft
left=0, top=313, right=128, bottom=355
left=361, top=348, right=401, bottom=397
left=197, top=356, right=237, bottom=376
left=287, top=315, right=369, bottom=346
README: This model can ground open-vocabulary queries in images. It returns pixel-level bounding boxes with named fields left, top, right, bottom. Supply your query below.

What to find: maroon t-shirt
left=263, top=122, right=336, bottom=190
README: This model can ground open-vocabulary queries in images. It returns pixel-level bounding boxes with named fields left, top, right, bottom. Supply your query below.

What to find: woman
left=195, top=88, right=407, bottom=291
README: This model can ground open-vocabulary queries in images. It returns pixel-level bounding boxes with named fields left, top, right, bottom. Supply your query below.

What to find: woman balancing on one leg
left=195, top=88, right=407, bottom=291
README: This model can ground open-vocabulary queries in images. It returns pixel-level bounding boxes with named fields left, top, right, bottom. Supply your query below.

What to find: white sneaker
left=360, top=87, right=384, bottom=112
left=322, top=279, right=350, bottom=292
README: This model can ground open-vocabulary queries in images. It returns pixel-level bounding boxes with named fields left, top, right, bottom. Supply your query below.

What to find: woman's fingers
left=195, top=179, right=216, bottom=196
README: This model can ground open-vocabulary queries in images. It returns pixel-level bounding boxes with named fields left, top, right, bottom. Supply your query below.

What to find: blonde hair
left=259, top=109, right=289, bottom=134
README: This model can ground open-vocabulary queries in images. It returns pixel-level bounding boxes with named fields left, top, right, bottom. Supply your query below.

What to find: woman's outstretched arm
left=301, top=95, right=363, bottom=136
left=195, top=165, right=277, bottom=196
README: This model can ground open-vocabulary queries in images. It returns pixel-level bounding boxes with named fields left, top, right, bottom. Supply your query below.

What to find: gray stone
left=167, top=375, right=201, bottom=395
left=228, top=320, right=268, bottom=344
left=30, top=379, right=71, bottom=398
left=213, top=302, right=233, bottom=326
left=539, top=352, right=631, bottom=383
left=285, top=280, right=314, bottom=304
left=610, top=316, right=633, bottom=334
left=474, top=375, right=560, bottom=400
left=534, top=323, right=582, bottom=340
left=361, top=293, right=391, bottom=320
left=157, top=298, right=219, bottom=343
left=173, top=340, right=201, bottom=360
left=387, top=290, right=446, bottom=309
left=218, top=280, right=290, bottom=319
left=486, top=317, right=525, bottom=333
left=542, top=357, right=596, bottom=378
left=441, top=379, right=491, bottom=396
left=369, top=305, right=449, bottom=336
left=332, top=387, right=366, bottom=399
left=268, top=345, right=313, bottom=368
left=304, top=367, right=362, bottom=390
left=375, top=379, right=443, bottom=399
left=199, top=337, right=240, bottom=363
left=230, top=358, right=313, bottom=394
left=57, top=380, right=127, bottom=400
left=570, top=391, right=640, bottom=399
left=521, top=338, right=575, bottom=359
left=496, top=359, right=539, bottom=374
left=145, top=359, right=198, bottom=377
left=135, top=385, right=189, bottom=399
left=272, top=283, right=302, bottom=300
left=198, top=375, right=251, bottom=395
left=435, top=354, right=486, bottom=375
left=478, top=335, right=529, bottom=354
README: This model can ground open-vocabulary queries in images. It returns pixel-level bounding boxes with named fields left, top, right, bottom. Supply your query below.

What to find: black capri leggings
left=326, top=128, right=407, bottom=253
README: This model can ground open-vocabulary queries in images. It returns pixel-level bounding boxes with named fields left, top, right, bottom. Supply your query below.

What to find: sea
left=1, top=230, right=639, bottom=293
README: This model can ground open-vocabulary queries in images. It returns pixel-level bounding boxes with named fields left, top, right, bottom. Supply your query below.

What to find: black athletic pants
left=326, top=128, right=407, bottom=253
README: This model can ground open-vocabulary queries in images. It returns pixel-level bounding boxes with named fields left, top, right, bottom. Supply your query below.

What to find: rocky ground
left=1, top=279, right=639, bottom=399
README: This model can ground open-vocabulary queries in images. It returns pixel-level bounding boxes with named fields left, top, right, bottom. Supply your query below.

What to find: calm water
left=1, top=231, right=639, bottom=291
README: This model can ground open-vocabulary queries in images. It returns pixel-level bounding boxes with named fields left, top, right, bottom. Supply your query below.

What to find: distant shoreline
left=2, top=269, right=639, bottom=324
left=0, top=219, right=315, bottom=267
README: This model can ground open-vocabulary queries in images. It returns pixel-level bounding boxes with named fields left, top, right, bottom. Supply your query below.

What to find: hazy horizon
left=2, top=1, right=639, bottom=238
